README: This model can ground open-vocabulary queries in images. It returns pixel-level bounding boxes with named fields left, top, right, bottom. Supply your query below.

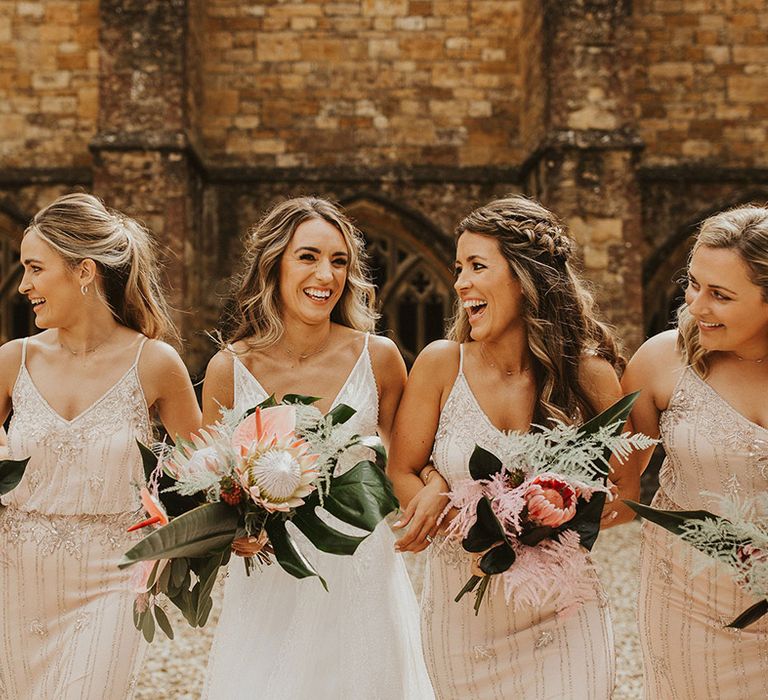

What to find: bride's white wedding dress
left=203, top=335, right=433, bottom=699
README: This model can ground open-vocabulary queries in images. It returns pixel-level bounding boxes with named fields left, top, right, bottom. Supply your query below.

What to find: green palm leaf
left=119, top=502, right=239, bottom=567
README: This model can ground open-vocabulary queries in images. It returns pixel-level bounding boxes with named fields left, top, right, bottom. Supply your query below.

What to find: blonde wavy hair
left=228, top=197, right=377, bottom=349
left=25, top=192, right=178, bottom=342
left=677, top=204, right=768, bottom=377
left=448, top=195, right=623, bottom=424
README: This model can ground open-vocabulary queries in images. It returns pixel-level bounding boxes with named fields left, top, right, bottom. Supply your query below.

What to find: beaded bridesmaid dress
left=422, top=346, right=615, bottom=699
left=203, top=334, right=433, bottom=699
left=639, top=367, right=768, bottom=699
left=0, top=338, right=150, bottom=699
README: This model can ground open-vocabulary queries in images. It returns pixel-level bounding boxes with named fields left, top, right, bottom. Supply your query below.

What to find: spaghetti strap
left=20, top=337, right=28, bottom=366
left=132, top=336, right=149, bottom=367
left=458, top=343, right=465, bottom=375
left=363, top=332, right=370, bottom=350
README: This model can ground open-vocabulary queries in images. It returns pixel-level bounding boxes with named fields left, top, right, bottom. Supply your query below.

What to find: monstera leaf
left=0, top=457, right=30, bottom=496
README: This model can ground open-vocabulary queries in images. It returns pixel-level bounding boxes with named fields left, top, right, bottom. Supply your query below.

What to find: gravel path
left=136, top=521, right=644, bottom=699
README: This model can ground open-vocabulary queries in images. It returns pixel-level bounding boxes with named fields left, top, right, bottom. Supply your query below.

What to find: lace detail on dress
left=0, top=508, right=141, bottom=559
left=6, top=362, right=151, bottom=515
left=658, top=367, right=768, bottom=511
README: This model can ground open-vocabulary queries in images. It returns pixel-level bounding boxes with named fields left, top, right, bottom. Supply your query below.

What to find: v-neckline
left=687, top=368, right=768, bottom=434
left=458, top=372, right=522, bottom=437
left=22, top=363, right=138, bottom=425
left=235, top=341, right=368, bottom=414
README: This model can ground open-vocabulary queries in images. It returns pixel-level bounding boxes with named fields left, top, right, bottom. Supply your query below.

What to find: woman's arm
left=387, top=341, right=457, bottom=553
left=201, top=350, right=235, bottom=428
left=368, top=335, right=407, bottom=450
left=0, top=339, right=23, bottom=429
left=603, top=332, right=678, bottom=526
left=140, top=341, right=202, bottom=442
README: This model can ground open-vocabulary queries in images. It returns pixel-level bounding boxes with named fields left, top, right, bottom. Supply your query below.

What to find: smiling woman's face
left=685, top=245, right=768, bottom=355
left=453, top=231, right=525, bottom=342
left=278, top=218, right=350, bottom=326
left=18, top=230, right=83, bottom=329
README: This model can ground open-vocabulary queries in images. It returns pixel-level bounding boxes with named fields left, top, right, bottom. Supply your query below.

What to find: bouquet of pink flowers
left=627, top=493, right=768, bottom=628
left=447, top=393, right=654, bottom=614
left=121, top=395, right=397, bottom=642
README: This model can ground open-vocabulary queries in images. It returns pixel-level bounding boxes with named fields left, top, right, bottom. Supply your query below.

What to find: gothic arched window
left=0, top=213, right=32, bottom=343
left=344, top=198, right=454, bottom=366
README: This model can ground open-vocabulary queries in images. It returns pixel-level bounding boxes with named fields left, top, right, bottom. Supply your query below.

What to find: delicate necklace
left=479, top=342, right=530, bottom=377
left=59, top=328, right=117, bottom=357
left=282, top=332, right=331, bottom=361
left=734, top=352, right=768, bottom=364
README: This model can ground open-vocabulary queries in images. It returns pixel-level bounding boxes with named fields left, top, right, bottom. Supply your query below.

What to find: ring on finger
left=426, top=535, right=434, bottom=543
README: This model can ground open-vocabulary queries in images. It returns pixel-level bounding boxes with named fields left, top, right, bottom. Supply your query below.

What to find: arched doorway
left=0, top=208, right=32, bottom=343
left=344, top=196, right=454, bottom=366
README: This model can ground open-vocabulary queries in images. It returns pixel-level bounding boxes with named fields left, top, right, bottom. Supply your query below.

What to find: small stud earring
left=81, top=285, right=88, bottom=295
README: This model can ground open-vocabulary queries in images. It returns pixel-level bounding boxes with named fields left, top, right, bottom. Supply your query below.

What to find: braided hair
left=447, top=194, right=623, bottom=424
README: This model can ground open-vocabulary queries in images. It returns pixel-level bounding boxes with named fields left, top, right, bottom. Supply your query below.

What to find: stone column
left=520, top=0, right=645, bottom=352
left=90, top=0, right=209, bottom=366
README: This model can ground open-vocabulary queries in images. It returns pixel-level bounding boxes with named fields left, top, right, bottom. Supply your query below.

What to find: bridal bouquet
left=447, top=393, right=655, bottom=614
left=121, top=395, right=397, bottom=642
left=627, top=493, right=768, bottom=628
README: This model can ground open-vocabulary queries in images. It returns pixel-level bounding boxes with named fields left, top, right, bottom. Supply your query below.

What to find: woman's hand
left=394, top=472, right=451, bottom=553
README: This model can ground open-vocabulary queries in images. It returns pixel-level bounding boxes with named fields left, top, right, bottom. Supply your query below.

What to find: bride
left=201, top=197, right=433, bottom=699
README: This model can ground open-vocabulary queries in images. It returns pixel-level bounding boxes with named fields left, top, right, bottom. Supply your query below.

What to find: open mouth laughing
left=463, top=298, right=487, bottom=322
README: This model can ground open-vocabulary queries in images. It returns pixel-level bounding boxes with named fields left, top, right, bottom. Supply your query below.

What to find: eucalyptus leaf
left=468, top=446, right=503, bottom=481
left=141, top=608, right=155, bottom=643
left=0, top=457, right=30, bottom=496
left=197, top=594, right=215, bottom=628
left=145, top=560, right=160, bottom=590
left=120, top=503, right=238, bottom=567
left=154, top=604, right=174, bottom=640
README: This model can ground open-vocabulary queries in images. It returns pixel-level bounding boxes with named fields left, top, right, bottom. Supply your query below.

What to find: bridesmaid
left=388, top=195, right=621, bottom=698
left=201, top=196, right=433, bottom=699
left=611, top=205, right=768, bottom=699
left=0, top=193, right=201, bottom=699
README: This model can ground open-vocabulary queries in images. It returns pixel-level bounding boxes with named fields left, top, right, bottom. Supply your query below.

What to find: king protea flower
left=232, top=405, right=320, bottom=512
left=524, top=474, right=577, bottom=528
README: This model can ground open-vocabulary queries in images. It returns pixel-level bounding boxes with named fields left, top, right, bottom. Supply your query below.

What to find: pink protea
left=232, top=405, right=320, bottom=512
left=524, top=474, right=577, bottom=528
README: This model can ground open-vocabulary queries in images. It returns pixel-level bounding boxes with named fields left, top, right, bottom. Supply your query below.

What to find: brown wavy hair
left=447, top=194, right=623, bottom=424
left=228, top=197, right=377, bottom=349
left=25, top=192, right=178, bottom=343
left=677, top=204, right=768, bottom=377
